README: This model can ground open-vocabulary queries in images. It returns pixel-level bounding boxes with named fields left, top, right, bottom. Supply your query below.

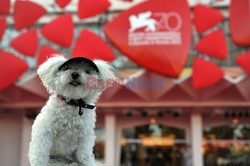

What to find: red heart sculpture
left=37, top=45, right=60, bottom=67
left=236, top=52, right=250, bottom=75
left=13, top=0, right=46, bottom=30
left=0, top=50, right=28, bottom=90
left=230, top=0, right=250, bottom=46
left=0, top=0, right=10, bottom=15
left=194, top=5, right=224, bottom=34
left=104, top=0, right=192, bottom=77
left=72, top=30, right=115, bottom=61
left=192, top=57, right=224, bottom=90
left=10, top=29, right=39, bottom=57
left=55, top=0, right=72, bottom=8
left=78, top=0, right=110, bottom=19
left=195, top=30, right=227, bottom=60
left=41, top=14, right=74, bottom=47
left=0, top=18, right=6, bottom=41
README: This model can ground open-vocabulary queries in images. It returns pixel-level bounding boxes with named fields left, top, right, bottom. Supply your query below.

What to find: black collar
left=57, top=95, right=95, bottom=116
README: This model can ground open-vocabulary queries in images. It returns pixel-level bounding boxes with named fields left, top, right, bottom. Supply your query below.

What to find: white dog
left=29, top=55, right=116, bottom=166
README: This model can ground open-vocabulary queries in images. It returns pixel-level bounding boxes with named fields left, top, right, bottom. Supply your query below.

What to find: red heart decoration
left=236, top=52, right=250, bottom=75
left=37, top=45, right=60, bottom=67
left=195, top=30, right=227, bottom=60
left=230, top=0, right=250, bottom=46
left=72, top=30, right=115, bottom=61
left=10, top=29, right=39, bottom=57
left=55, top=0, right=71, bottom=8
left=0, top=50, right=28, bottom=90
left=0, top=18, right=6, bottom=41
left=78, top=0, right=110, bottom=19
left=104, top=0, right=192, bottom=77
left=41, top=14, right=74, bottom=47
left=194, top=5, right=224, bottom=34
left=0, top=0, right=10, bottom=15
left=13, top=0, right=46, bottom=30
left=192, top=57, right=224, bottom=89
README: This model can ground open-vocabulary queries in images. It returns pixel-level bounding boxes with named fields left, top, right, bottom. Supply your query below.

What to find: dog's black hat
left=58, top=57, right=99, bottom=73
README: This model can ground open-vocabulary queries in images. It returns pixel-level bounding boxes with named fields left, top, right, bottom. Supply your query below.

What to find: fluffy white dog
left=29, top=55, right=115, bottom=166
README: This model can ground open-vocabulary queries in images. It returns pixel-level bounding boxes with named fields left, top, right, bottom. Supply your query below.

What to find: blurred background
left=1, top=0, right=250, bottom=166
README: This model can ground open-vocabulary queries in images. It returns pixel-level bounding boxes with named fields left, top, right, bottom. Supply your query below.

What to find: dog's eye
left=85, top=70, right=90, bottom=74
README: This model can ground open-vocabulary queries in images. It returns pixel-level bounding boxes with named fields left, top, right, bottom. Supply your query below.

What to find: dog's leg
left=29, top=116, right=53, bottom=166
left=76, top=111, right=96, bottom=166
left=76, top=130, right=96, bottom=166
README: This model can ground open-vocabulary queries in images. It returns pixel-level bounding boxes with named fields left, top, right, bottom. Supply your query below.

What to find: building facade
left=1, top=0, right=250, bottom=166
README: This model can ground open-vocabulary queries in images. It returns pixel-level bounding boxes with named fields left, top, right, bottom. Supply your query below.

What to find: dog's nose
left=71, top=72, right=79, bottom=79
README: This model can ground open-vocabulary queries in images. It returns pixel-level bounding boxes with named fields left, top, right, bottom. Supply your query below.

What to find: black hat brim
left=58, top=57, right=99, bottom=73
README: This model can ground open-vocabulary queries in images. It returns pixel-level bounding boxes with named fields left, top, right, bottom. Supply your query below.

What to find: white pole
left=185, top=126, right=191, bottom=145
left=20, top=115, right=32, bottom=166
left=191, top=112, right=204, bottom=166
left=104, top=114, right=116, bottom=166
left=115, top=126, right=122, bottom=166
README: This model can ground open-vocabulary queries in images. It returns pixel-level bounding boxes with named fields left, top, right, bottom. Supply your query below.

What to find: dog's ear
left=94, top=60, right=116, bottom=88
left=37, top=55, right=66, bottom=88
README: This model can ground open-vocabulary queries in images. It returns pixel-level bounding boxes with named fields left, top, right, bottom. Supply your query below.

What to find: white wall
left=0, top=114, right=22, bottom=166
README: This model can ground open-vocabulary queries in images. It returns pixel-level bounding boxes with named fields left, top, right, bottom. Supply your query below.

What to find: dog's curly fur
left=29, top=55, right=115, bottom=166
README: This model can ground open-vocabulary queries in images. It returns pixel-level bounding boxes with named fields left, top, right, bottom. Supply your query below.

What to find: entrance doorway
left=120, top=124, right=187, bottom=166
left=203, top=124, right=250, bottom=166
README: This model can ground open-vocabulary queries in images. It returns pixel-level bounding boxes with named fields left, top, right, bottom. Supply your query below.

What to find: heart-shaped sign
left=0, top=0, right=10, bottom=15
left=78, top=0, right=110, bottom=19
left=41, top=14, right=74, bottom=47
left=230, top=0, right=250, bottom=46
left=104, top=0, right=192, bottom=77
left=0, top=50, right=28, bottom=90
left=72, top=30, right=115, bottom=61
left=192, top=57, right=224, bottom=90
left=0, top=18, right=6, bottom=41
left=55, top=0, right=71, bottom=8
left=194, top=5, right=224, bottom=34
left=13, top=0, right=46, bottom=30
left=10, top=29, right=39, bottom=57
left=37, top=45, right=60, bottom=67
left=236, top=52, right=250, bottom=75
left=195, top=30, right=227, bottom=60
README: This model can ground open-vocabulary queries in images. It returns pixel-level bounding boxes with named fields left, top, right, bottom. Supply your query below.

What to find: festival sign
left=230, top=0, right=250, bottom=46
left=37, top=45, right=60, bottom=67
left=0, top=50, right=28, bottom=90
left=236, top=52, right=250, bottom=75
left=193, top=5, right=224, bottom=34
left=10, top=29, right=39, bottom=57
left=41, top=14, right=74, bottom=47
left=195, top=30, right=227, bottom=60
left=104, top=0, right=192, bottom=77
left=55, top=0, right=72, bottom=9
left=0, top=0, right=10, bottom=15
left=72, top=30, right=115, bottom=61
left=192, top=57, right=224, bottom=90
left=13, top=0, right=46, bottom=30
left=78, top=0, right=110, bottom=19
left=0, top=18, right=6, bottom=41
